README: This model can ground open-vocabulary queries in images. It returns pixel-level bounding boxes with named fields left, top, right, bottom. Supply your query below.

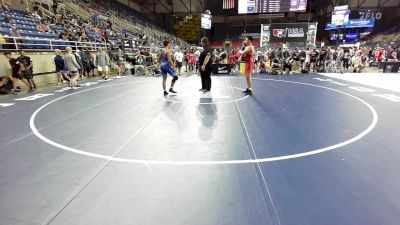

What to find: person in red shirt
left=187, top=50, right=195, bottom=72
left=259, top=60, right=267, bottom=74
left=234, top=48, right=240, bottom=71
left=373, top=47, right=383, bottom=62
left=229, top=50, right=235, bottom=64
left=228, top=50, right=235, bottom=72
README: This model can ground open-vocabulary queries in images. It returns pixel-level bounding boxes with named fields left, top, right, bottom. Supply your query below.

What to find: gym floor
left=0, top=73, right=399, bottom=225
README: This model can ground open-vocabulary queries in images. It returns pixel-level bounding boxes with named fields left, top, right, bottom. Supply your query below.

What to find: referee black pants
left=200, top=69, right=212, bottom=91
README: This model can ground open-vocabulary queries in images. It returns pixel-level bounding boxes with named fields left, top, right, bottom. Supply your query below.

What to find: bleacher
left=0, top=0, right=189, bottom=52
left=362, top=18, right=400, bottom=45
left=1, top=9, right=61, bottom=37
left=0, top=8, right=107, bottom=50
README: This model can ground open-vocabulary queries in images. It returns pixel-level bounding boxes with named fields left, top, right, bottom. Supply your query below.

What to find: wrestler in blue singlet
left=160, top=50, right=177, bottom=77
left=160, top=40, right=178, bottom=96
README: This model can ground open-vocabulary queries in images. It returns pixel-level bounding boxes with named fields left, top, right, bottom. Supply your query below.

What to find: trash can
left=240, top=62, right=246, bottom=75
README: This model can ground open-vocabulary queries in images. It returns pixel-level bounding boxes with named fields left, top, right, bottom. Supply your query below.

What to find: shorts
left=310, top=58, right=317, bottom=63
left=98, top=66, right=109, bottom=72
left=176, top=61, right=182, bottom=68
left=66, top=71, right=78, bottom=77
left=161, top=64, right=177, bottom=77
left=21, top=70, right=33, bottom=79
left=245, top=62, right=254, bottom=75
left=11, top=73, right=22, bottom=79
left=283, top=64, right=292, bottom=70
left=56, top=67, right=67, bottom=73
left=118, top=61, right=124, bottom=66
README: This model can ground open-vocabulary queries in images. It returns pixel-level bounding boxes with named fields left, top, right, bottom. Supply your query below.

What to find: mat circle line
left=29, top=78, right=379, bottom=165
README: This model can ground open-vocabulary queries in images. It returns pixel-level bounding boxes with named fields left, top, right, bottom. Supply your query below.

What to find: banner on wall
left=269, top=23, right=308, bottom=43
left=306, top=22, right=318, bottom=46
left=240, top=33, right=261, bottom=39
left=260, top=24, right=270, bottom=47
left=325, top=18, right=375, bottom=30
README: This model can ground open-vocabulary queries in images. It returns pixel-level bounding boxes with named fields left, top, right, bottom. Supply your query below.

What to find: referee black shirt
left=199, top=46, right=213, bottom=71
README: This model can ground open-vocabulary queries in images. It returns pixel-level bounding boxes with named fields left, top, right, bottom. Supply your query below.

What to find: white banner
left=260, top=24, right=270, bottom=47
left=306, top=22, right=318, bottom=46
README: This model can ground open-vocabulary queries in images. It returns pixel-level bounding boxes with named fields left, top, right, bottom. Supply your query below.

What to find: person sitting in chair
left=259, top=60, right=268, bottom=74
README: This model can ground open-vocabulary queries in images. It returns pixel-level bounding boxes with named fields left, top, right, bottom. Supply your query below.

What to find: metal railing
left=0, top=36, right=110, bottom=51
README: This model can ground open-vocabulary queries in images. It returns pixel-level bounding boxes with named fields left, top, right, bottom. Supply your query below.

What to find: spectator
left=4, top=52, right=31, bottom=93
left=81, top=49, right=95, bottom=77
left=194, top=48, right=200, bottom=72
left=187, top=50, right=195, bottom=72
left=96, top=47, right=110, bottom=80
left=174, top=49, right=183, bottom=75
left=351, top=52, right=363, bottom=73
left=0, top=32, right=5, bottom=48
left=54, top=49, right=70, bottom=88
left=17, top=50, right=37, bottom=91
left=1, top=3, right=10, bottom=11
left=2, top=15, right=11, bottom=23
left=388, top=52, right=398, bottom=62
left=373, top=47, right=384, bottom=62
left=292, top=51, right=302, bottom=74
left=52, top=0, right=58, bottom=14
left=36, top=21, right=46, bottom=32
left=74, top=49, right=84, bottom=78
left=151, top=60, right=161, bottom=75
left=7, top=27, right=21, bottom=49
left=9, top=27, right=21, bottom=37
left=32, top=1, right=40, bottom=12
left=79, top=32, right=90, bottom=43
left=116, top=49, right=125, bottom=76
left=259, top=60, right=268, bottom=74
left=64, top=47, right=81, bottom=88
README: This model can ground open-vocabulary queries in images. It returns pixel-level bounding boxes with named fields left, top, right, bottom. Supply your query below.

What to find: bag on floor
left=0, top=78, right=12, bottom=94
left=301, top=69, right=309, bottom=73
left=269, top=70, right=278, bottom=75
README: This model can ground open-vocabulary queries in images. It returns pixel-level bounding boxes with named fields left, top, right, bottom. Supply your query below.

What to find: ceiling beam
left=142, top=4, right=156, bottom=14
left=178, top=0, right=191, bottom=12
left=156, top=0, right=173, bottom=13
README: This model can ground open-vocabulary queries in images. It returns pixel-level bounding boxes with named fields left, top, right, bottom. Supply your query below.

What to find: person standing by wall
left=4, top=52, right=30, bottom=93
left=64, top=47, right=81, bottom=88
left=54, top=49, right=70, bottom=88
left=96, top=47, right=111, bottom=80
left=17, top=50, right=37, bottom=91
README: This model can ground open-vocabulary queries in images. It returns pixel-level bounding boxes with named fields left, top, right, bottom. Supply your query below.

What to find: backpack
left=18, top=56, right=31, bottom=71
left=301, top=69, right=309, bottom=73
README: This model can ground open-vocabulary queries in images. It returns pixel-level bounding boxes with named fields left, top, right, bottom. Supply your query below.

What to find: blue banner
left=346, top=18, right=375, bottom=28
left=325, top=18, right=375, bottom=30
left=325, top=23, right=337, bottom=30
left=345, top=33, right=358, bottom=42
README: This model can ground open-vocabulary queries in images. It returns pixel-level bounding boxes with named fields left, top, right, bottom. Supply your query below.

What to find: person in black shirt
left=4, top=52, right=31, bottom=93
left=318, top=47, right=327, bottom=70
left=310, top=48, right=319, bottom=72
left=17, top=50, right=37, bottom=91
left=199, top=37, right=213, bottom=93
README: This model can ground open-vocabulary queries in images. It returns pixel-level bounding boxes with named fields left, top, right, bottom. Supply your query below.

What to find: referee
left=199, top=37, right=213, bottom=93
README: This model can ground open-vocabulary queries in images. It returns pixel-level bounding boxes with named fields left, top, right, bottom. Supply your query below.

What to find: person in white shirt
left=174, top=49, right=184, bottom=75
left=194, top=49, right=201, bottom=73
